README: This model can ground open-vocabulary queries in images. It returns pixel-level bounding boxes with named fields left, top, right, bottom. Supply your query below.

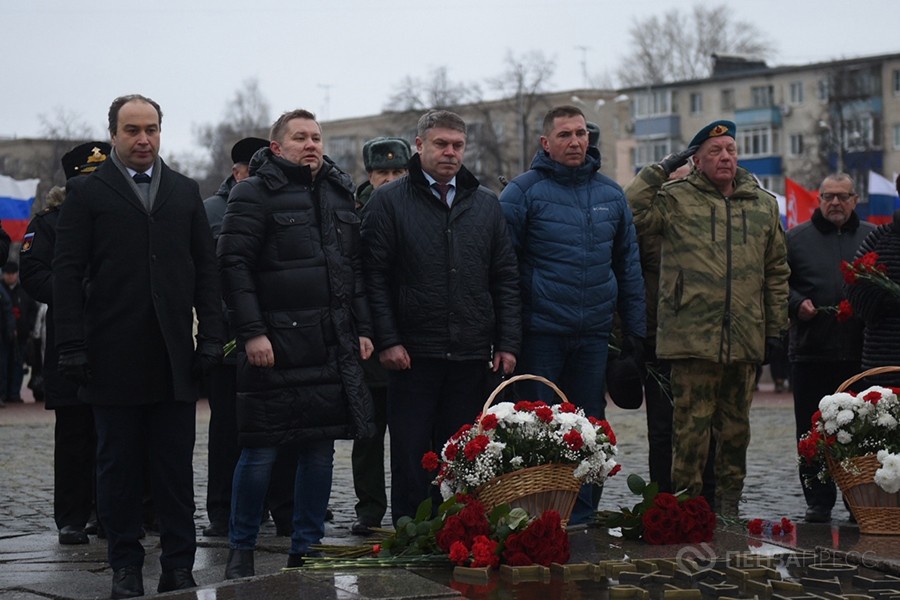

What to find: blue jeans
left=229, top=440, right=334, bottom=554
left=517, top=332, right=610, bottom=525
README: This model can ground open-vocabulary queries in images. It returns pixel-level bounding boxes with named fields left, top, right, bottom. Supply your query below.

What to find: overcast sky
left=2, top=0, right=898, bottom=161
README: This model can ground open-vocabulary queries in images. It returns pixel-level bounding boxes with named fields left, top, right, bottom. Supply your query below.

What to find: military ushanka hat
left=688, top=119, right=736, bottom=149
left=586, top=121, right=600, bottom=148
left=363, top=137, right=412, bottom=171
left=61, top=141, right=110, bottom=180
left=231, top=137, right=269, bottom=164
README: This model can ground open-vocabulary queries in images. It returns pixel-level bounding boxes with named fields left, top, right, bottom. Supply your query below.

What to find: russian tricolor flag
left=865, top=171, right=899, bottom=225
left=0, top=174, right=39, bottom=243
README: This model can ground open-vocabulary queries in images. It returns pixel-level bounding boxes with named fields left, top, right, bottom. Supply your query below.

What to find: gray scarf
left=110, top=149, right=161, bottom=212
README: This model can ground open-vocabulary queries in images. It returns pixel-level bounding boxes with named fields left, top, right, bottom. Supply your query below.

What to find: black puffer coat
left=360, top=154, right=521, bottom=361
left=217, top=149, right=374, bottom=446
left=845, top=210, right=900, bottom=386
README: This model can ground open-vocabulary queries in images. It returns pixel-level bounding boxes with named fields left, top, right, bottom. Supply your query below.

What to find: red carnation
left=514, top=400, right=534, bottom=412
left=535, top=406, right=554, bottom=423
left=748, top=519, right=764, bottom=535
left=445, top=442, right=459, bottom=461
left=654, top=493, right=678, bottom=510
left=609, top=464, right=622, bottom=477
left=464, top=435, right=490, bottom=461
left=449, top=541, right=470, bottom=565
left=863, top=390, right=882, bottom=404
left=470, top=535, right=499, bottom=568
left=840, top=261, right=857, bottom=284
left=780, top=517, right=795, bottom=533
left=479, top=413, right=499, bottom=430
left=598, top=420, right=617, bottom=445
left=421, top=451, right=439, bottom=471
left=836, top=299, right=854, bottom=322
left=558, top=402, right=577, bottom=413
left=451, top=423, right=472, bottom=441
left=563, top=429, right=584, bottom=450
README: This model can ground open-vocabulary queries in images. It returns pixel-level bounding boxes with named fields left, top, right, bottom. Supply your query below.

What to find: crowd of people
left=5, top=91, right=900, bottom=599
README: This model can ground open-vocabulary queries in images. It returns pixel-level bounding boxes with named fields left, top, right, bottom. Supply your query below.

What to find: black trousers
left=205, top=364, right=241, bottom=526
left=351, top=385, right=388, bottom=525
left=387, top=358, right=488, bottom=524
left=791, top=361, right=859, bottom=509
left=93, top=401, right=196, bottom=571
left=53, top=404, right=96, bottom=530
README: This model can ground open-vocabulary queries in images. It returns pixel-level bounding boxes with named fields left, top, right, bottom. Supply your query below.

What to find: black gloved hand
left=658, top=145, right=699, bottom=176
left=58, top=349, right=91, bottom=386
left=763, top=336, right=783, bottom=366
left=620, top=334, right=646, bottom=371
left=192, top=341, right=224, bottom=380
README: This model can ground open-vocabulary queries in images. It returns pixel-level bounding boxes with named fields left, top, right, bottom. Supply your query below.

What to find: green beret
left=363, top=137, right=411, bottom=171
left=688, top=120, right=736, bottom=149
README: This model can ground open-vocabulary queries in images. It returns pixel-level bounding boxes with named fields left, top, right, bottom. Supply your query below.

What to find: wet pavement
left=2, top=380, right=899, bottom=599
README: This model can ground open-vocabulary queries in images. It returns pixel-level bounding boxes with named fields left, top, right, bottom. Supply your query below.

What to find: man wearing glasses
left=786, top=173, right=874, bottom=523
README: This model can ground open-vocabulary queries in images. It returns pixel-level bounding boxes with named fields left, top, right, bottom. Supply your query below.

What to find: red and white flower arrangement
left=798, top=385, right=900, bottom=493
left=422, top=399, right=619, bottom=499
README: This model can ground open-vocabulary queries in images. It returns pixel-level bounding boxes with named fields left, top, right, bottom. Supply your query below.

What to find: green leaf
left=626, top=473, right=647, bottom=495
left=414, top=498, right=433, bottom=522
left=404, top=522, right=418, bottom=537
left=416, top=521, right=432, bottom=537
left=642, top=481, right=659, bottom=501
left=395, top=516, right=413, bottom=530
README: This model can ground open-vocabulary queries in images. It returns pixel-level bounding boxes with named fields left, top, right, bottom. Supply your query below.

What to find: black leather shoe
left=350, top=520, right=375, bottom=536
left=59, top=525, right=89, bottom=545
left=804, top=505, right=832, bottom=523
left=224, top=549, right=254, bottom=579
left=202, top=521, right=228, bottom=537
left=111, top=565, right=143, bottom=599
left=286, top=553, right=305, bottom=568
left=325, top=508, right=334, bottom=522
left=157, top=567, right=196, bottom=593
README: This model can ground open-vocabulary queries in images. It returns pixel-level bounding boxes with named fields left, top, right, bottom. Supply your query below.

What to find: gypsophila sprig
left=798, top=385, right=900, bottom=493
left=423, top=399, right=619, bottom=499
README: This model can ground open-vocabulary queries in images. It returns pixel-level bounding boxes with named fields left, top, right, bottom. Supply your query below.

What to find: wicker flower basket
left=825, top=366, right=900, bottom=535
left=470, top=374, right=582, bottom=527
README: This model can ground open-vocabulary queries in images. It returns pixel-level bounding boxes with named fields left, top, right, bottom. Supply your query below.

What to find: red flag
left=785, top=178, right=818, bottom=229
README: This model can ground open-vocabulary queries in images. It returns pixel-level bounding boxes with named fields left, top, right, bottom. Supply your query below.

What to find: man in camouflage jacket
left=630, top=120, right=789, bottom=516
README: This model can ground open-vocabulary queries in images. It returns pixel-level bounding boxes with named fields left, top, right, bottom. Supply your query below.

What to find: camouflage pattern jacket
left=630, top=166, right=789, bottom=364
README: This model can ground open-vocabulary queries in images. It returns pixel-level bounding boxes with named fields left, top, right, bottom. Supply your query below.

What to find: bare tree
left=487, top=50, right=556, bottom=175
left=38, top=107, right=97, bottom=141
left=617, top=6, right=773, bottom=86
left=193, top=77, right=271, bottom=196
left=383, top=66, right=473, bottom=113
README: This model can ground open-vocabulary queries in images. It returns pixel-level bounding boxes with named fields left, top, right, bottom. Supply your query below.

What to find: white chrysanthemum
left=876, top=412, right=898, bottom=429
left=835, top=409, right=856, bottom=427
left=487, top=402, right=516, bottom=421
left=874, top=450, right=900, bottom=493
left=509, top=456, right=524, bottom=469
left=836, top=430, right=852, bottom=444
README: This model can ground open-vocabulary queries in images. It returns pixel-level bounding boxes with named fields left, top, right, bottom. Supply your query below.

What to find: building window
left=635, top=139, right=673, bottom=167
left=751, top=85, right=774, bottom=108
left=690, top=92, right=703, bottom=115
left=894, top=70, right=900, bottom=95
left=894, top=124, right=900, bottom=149
left=789, top=81, right=804, bottom=105
left=843, top=114, right=880, bottom=151
left=720, top=88, right=735, bottom=111
left=789, top=133, right=804, bottom=156
left=633, top=90, right=674, bottom=118
left=737, top=126, right=775, bottom=157
left=817, top=79, right=830, bottom=102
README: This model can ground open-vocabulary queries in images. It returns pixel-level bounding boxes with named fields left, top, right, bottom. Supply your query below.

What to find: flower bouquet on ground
left=422, top=374, right=619, bottom=526
left=305, top=494, right=570, bottom=571
left=797, top=368, right=900, bottom=534
left=597, top=474, right=716, bottom=544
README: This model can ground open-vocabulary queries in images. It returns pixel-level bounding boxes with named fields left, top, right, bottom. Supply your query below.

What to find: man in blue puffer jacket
left=500, top=104, right=646, bottom=525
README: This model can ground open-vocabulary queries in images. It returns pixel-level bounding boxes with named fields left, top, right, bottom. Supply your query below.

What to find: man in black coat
left=20, top=141, right=110, bottom=546
left=218, top=109, right=374, bottom=577
left=361, top=110, right=521, bottom=525
left=52, top=94, right=225, bottom=599
left=788, top=172, right=874, bottom=523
